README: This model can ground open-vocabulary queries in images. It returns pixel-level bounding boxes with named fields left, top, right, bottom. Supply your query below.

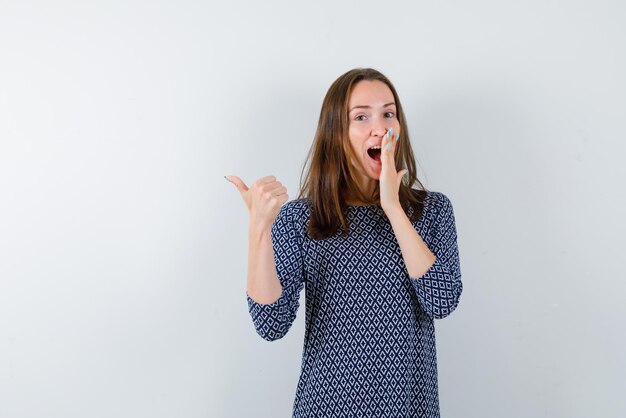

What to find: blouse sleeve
left=410, top=193, right=463, bottom=319
left=246, top=202, right=306, bottom=341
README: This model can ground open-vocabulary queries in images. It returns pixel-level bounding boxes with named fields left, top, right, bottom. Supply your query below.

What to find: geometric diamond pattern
left=246, top=191, right=463, bottom=417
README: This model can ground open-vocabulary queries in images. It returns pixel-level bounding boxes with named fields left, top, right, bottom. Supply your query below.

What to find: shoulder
left=273, top=198, right=311, bottom=235
left=417, top=190, right=456, bottom=224
left=278, top=198, right=311, bottom=218
left=423, top=190, right=453, bottom=211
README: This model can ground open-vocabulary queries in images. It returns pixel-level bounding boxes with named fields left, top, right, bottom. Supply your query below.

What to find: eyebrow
left=349, top=102, right=396, bottom=113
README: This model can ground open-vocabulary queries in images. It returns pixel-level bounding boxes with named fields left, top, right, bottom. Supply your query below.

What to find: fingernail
left=395, top=133, right=399, bottom=142
left=224, top=176, right=233, bottom=183
left=385, top=142, right=391, bottom=150
left=389, top=127, right=394, bottom=138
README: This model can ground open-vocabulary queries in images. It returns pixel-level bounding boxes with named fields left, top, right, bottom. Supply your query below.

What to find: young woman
left=226, top=68, right=463, bottom=418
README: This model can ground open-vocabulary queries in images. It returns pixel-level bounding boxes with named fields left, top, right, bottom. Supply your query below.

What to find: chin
left=367, top=165, right=382, bottom=179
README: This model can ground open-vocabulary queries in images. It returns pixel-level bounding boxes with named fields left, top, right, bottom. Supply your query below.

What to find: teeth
left=369, top=146, right=381, bottom=150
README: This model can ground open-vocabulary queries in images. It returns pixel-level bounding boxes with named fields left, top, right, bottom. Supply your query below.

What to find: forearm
left=386, top=206, right=436, bottom=279
left=247, top=223, right=283, bottom=304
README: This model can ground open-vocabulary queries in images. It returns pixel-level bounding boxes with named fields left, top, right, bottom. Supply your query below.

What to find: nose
left=372, top=126, right=389, bottom=137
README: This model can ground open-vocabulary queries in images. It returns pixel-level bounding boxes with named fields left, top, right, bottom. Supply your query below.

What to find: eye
left=355, top=115, right=367, bottom=121
left=384, top=112, right=395, bottom=118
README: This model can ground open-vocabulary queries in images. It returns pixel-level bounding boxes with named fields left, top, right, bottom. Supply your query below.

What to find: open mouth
left=367, top=146, right=382, bottom=163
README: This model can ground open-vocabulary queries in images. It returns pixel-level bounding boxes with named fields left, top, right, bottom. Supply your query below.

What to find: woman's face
left=347, top=80, right=400, bottom=186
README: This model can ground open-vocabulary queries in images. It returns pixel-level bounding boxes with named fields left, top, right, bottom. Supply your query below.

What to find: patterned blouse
left=246, top=190, right=463, bottom=417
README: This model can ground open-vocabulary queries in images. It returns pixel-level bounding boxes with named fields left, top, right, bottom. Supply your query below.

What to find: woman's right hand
left=226, top=175, right=289, bottom=232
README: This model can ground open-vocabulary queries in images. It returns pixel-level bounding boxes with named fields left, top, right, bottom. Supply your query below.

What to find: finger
left=260, top=181, right=286, bottom=195
left=381, top=129, right=396, bottom=168
left=226, top=175, right=249, bottom=194
left=258, top=175, right=277, bottom=184
left=391, top=132, right=399, bottom=161
left=271, top=186, right=288, bottom=196
left=388, top=130, right=400, bottom=159
left=380, top=131, right=388, bottom=171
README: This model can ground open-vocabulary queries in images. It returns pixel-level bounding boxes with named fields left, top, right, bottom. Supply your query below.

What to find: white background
left=1, top=1, right=625, bottom=417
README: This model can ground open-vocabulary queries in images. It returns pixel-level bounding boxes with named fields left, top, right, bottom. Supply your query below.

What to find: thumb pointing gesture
left=226, top=175, right=288, bottom=232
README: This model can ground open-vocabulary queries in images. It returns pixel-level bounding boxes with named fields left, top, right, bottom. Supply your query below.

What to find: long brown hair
left=297, top=68, right=429, bottom=240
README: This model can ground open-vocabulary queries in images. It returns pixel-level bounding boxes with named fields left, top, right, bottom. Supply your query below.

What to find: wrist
left=383, top=204, right=406, bottom=221
left=248, top=219, right=272, bottom=238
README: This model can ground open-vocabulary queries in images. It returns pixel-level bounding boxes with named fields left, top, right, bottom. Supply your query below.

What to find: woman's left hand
left=379, top=128, right=407, bottom=214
